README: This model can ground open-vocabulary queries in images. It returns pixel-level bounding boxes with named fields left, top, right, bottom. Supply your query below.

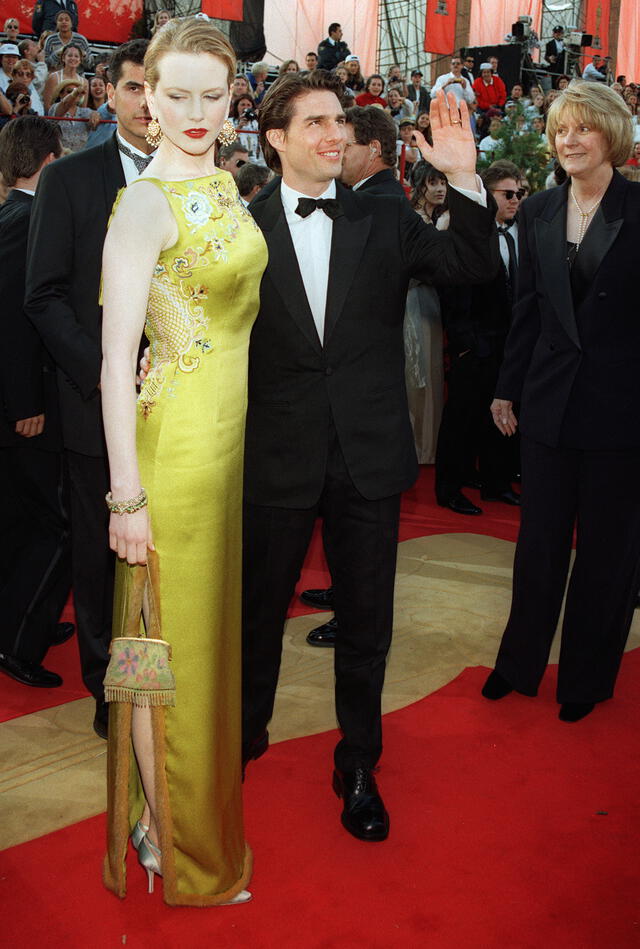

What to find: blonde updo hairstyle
left=144, top=16, right=236, bottom=92
left=546, top=80, right=633, bottom=168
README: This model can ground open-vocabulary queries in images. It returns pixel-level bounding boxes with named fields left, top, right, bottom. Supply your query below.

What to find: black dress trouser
left=0, top=442, right=71, bottom=663
left=65, top=449, right=114, bottom=701
left=495, top=436, right=640, bottom=703
left=435, top=349, right=515, bottom=498
left=242, top=430, right=401, bottom=772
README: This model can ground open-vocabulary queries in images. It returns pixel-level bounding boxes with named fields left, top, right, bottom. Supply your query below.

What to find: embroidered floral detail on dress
left=137, top=174, right=259, bottom=418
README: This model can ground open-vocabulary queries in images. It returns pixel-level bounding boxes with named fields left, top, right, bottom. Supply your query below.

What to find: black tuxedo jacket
left=544, top=39, right=565, bottom=73
left=496, top=171, right=640, bottom=449
left=25, top=134, right=125, bottom=457
left=245, top=180, right=499, bottom=506
left=0, top=190, right=61, bottom=450
left=357, top=168, right=406, bottom=198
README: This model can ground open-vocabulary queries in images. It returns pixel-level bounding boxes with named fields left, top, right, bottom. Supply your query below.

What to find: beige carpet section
left=2, top=532, right=639, bottom=850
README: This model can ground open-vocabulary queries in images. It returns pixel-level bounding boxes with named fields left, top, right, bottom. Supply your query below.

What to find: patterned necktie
left=295, top=196, right=344, bottom=220
left=117, top=139, right=153, bottom=175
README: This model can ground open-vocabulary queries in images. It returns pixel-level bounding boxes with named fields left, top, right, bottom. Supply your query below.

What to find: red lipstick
left=184, top=128, right=207, bottom=138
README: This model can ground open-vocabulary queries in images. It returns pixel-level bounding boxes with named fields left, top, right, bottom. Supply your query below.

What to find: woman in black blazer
left=482, top=81, right=640, bottom=722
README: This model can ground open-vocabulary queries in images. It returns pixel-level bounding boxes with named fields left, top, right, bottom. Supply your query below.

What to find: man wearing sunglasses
left=435, top=161, right=523, bottom=514
left=218, top=142, right=249, bottom=179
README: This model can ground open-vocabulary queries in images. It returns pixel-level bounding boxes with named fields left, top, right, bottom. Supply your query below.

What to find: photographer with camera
left=231, top=92, right=262, bottom=163
left=0, top=81, right=37, bottom=128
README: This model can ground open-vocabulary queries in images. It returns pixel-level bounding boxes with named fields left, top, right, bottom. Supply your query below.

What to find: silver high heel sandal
left=131, top=820, right=149, bottom=851
left=138, top=835, right=162, bottom=893
left=221, top=890, right=252, bottom=905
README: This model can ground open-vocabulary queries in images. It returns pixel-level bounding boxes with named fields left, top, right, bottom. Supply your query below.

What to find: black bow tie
left=295, top=196, right=343, bottom=220
left=497, top=225, right=511, bottom=235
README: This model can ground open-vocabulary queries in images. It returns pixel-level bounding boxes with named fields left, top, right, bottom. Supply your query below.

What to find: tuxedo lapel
left=323, top=185, right=372, bottom=343
left=101, top=134, right=126, bottom=214
left=534, top=182, right=581, bottom=350
left=255, top=183, right=322, bottom=352
left=571, top=172, right=625, bottom=290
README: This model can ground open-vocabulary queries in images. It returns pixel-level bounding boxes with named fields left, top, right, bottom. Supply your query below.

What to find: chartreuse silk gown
left=103, top=171, right=267, bottom=906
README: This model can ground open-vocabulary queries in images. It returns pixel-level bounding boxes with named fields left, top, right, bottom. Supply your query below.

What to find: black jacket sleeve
left=24, top=160, right=102, bottom=400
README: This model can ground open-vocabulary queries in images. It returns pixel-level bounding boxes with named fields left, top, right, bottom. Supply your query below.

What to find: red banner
left=582, top=0, right=611, bottom=60
left=5, top=0, right=143, bottom=44
left=424, top=0, right=458, bottom=56
left=201, top=0, right=244, bottom=19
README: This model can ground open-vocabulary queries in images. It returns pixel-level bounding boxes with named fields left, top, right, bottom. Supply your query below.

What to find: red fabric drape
left=201, top=0, right=244, bottom=19
left=5, top=0, right=143, bottom=43
left=424, top=0, right=458, bottom=55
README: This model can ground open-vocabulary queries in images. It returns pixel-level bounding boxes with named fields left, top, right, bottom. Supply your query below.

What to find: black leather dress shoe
left=299, top=587, right=334, bottom=610
left=242, top=731, right=269, bottom=778
left=50, top=622, right=75, bottom=646
left=332, top=768, right=389, bottom=841
left=0, top=652, right=63, bottom=688
left=481, top=488, right=521, bottom=506
left=437, top=491, right=483, bottom=516
left=93, top=699, right=109, bottom=740
left=559, top=702, right=595, bottom=723
left=306, top=616, right=337, bottom=647
left=482, top=669, right=514, bottom=700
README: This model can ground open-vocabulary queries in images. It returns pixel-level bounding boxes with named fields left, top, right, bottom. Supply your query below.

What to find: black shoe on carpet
left=482, top=670, right=514, bottom=700
left=306, top=616, right=337, bottom=647
left=0, top=652, right=62, bottom=688
left=481, top=489, right=521, bottom=506
left=332, top=768, right=389, bottom=842
left=93, top=699, right=109, bottom=740
left=559, top=702, right=595, bottom=723
left=299, top=587, right=334, bottom=610
left=437, top=491, right=483, bottom=516
left=50, top=622, right=75, bottom=646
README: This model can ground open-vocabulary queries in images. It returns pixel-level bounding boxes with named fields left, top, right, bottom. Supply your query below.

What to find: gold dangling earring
left=217, top=119, right=237, bottom=147
left=145, top=117, right=163, bottom=148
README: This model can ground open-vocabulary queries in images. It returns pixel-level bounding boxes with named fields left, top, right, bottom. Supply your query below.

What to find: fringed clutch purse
left=104, top=550, right=175, bottom=707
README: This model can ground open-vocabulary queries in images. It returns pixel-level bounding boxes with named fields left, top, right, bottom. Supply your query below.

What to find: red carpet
left=0, top=466, right=521, bottom=724
left=2, top=650, right=639, bottom=948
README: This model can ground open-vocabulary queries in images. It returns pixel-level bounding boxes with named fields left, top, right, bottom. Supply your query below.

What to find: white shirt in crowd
left=498, top=220, right=519, bottom=273
left=431, top=72, right=476, bottom=105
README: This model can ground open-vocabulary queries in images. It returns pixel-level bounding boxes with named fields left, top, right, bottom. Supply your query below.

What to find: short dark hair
left=0, top=115, right=62, bottom=186
left=345, top=104, right=397, bottom=168
left=364, top=73, right=384, bottom=94
left=481, top=160, right=521, bottom=191
left=259, top=70, right=344, bottom=173
left=328, top=23, right=341, bottom=35
left=307, top=51, right=317, bottom=59
left=236, top=161, right=270, bottom=198
left=108, top=38, right=149, bottom=88
left=218, top=142, right=249, bottom=162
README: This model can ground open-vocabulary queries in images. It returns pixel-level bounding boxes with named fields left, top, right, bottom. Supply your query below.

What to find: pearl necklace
left=570, top=187, right=603, bottom=246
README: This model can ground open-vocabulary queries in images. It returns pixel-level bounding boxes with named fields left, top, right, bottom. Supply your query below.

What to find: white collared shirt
left=498, top=219, right=519, bottom=271
left=116, top=131, right=155, bottom=185
left=280, top=178, right=336, bottom=344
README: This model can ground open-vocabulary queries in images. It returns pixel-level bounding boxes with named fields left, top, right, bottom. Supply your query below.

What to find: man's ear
left=266, top=126, right=286, bottom=156
left=106, top=81, right=115, bottom=110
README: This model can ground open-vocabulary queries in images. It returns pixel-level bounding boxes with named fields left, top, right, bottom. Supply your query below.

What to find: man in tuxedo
left=0, top=116, right=72, bottom=689
left=24, top=38, right=153, bottom=738
left=435, top=162, right=522, bottom=515
left=241, top=72, right=499, bottom=840
left=545, top=26, right=566, bottom=76
left=300, top=105, right=406, bottom=648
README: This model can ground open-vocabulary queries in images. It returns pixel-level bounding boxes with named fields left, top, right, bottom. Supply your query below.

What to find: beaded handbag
left=104, top=551, right=175, bottom=707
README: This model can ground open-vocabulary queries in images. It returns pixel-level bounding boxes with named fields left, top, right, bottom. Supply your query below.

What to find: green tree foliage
left=477, top=104, right=550, bottom=192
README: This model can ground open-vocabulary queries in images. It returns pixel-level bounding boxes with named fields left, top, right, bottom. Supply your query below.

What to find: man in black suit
left=316, top=23, right=351, bottom=72
left=435, top=163, right=522, bottom=515
left=24, top=39, right=153, bottom=738
left=241, top=72, right=499, bottom=840
left=300, top=105, right=406, bottom=648
left=32, top=0, right=79, bottom=33
left=0, top=116, right=71, bottom=688
left=545, top=26, right=566, bottom=76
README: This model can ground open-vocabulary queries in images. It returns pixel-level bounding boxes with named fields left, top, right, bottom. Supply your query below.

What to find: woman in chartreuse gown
left=100, top=18, right=267, bottom=906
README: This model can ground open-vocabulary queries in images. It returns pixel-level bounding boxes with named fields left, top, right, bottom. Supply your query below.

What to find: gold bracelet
left=105, top=487, right=147, bottom=515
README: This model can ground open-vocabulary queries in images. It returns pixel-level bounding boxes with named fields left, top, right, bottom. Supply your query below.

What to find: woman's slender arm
left=101, top=182, right=177, bottom=565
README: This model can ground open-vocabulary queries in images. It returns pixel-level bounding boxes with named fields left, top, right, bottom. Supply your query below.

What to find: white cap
left=0, top=43, right=20, bottom=56
left=480, top=62, right=492, bottom=71
left=344, top=54, right=359, bottom=63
